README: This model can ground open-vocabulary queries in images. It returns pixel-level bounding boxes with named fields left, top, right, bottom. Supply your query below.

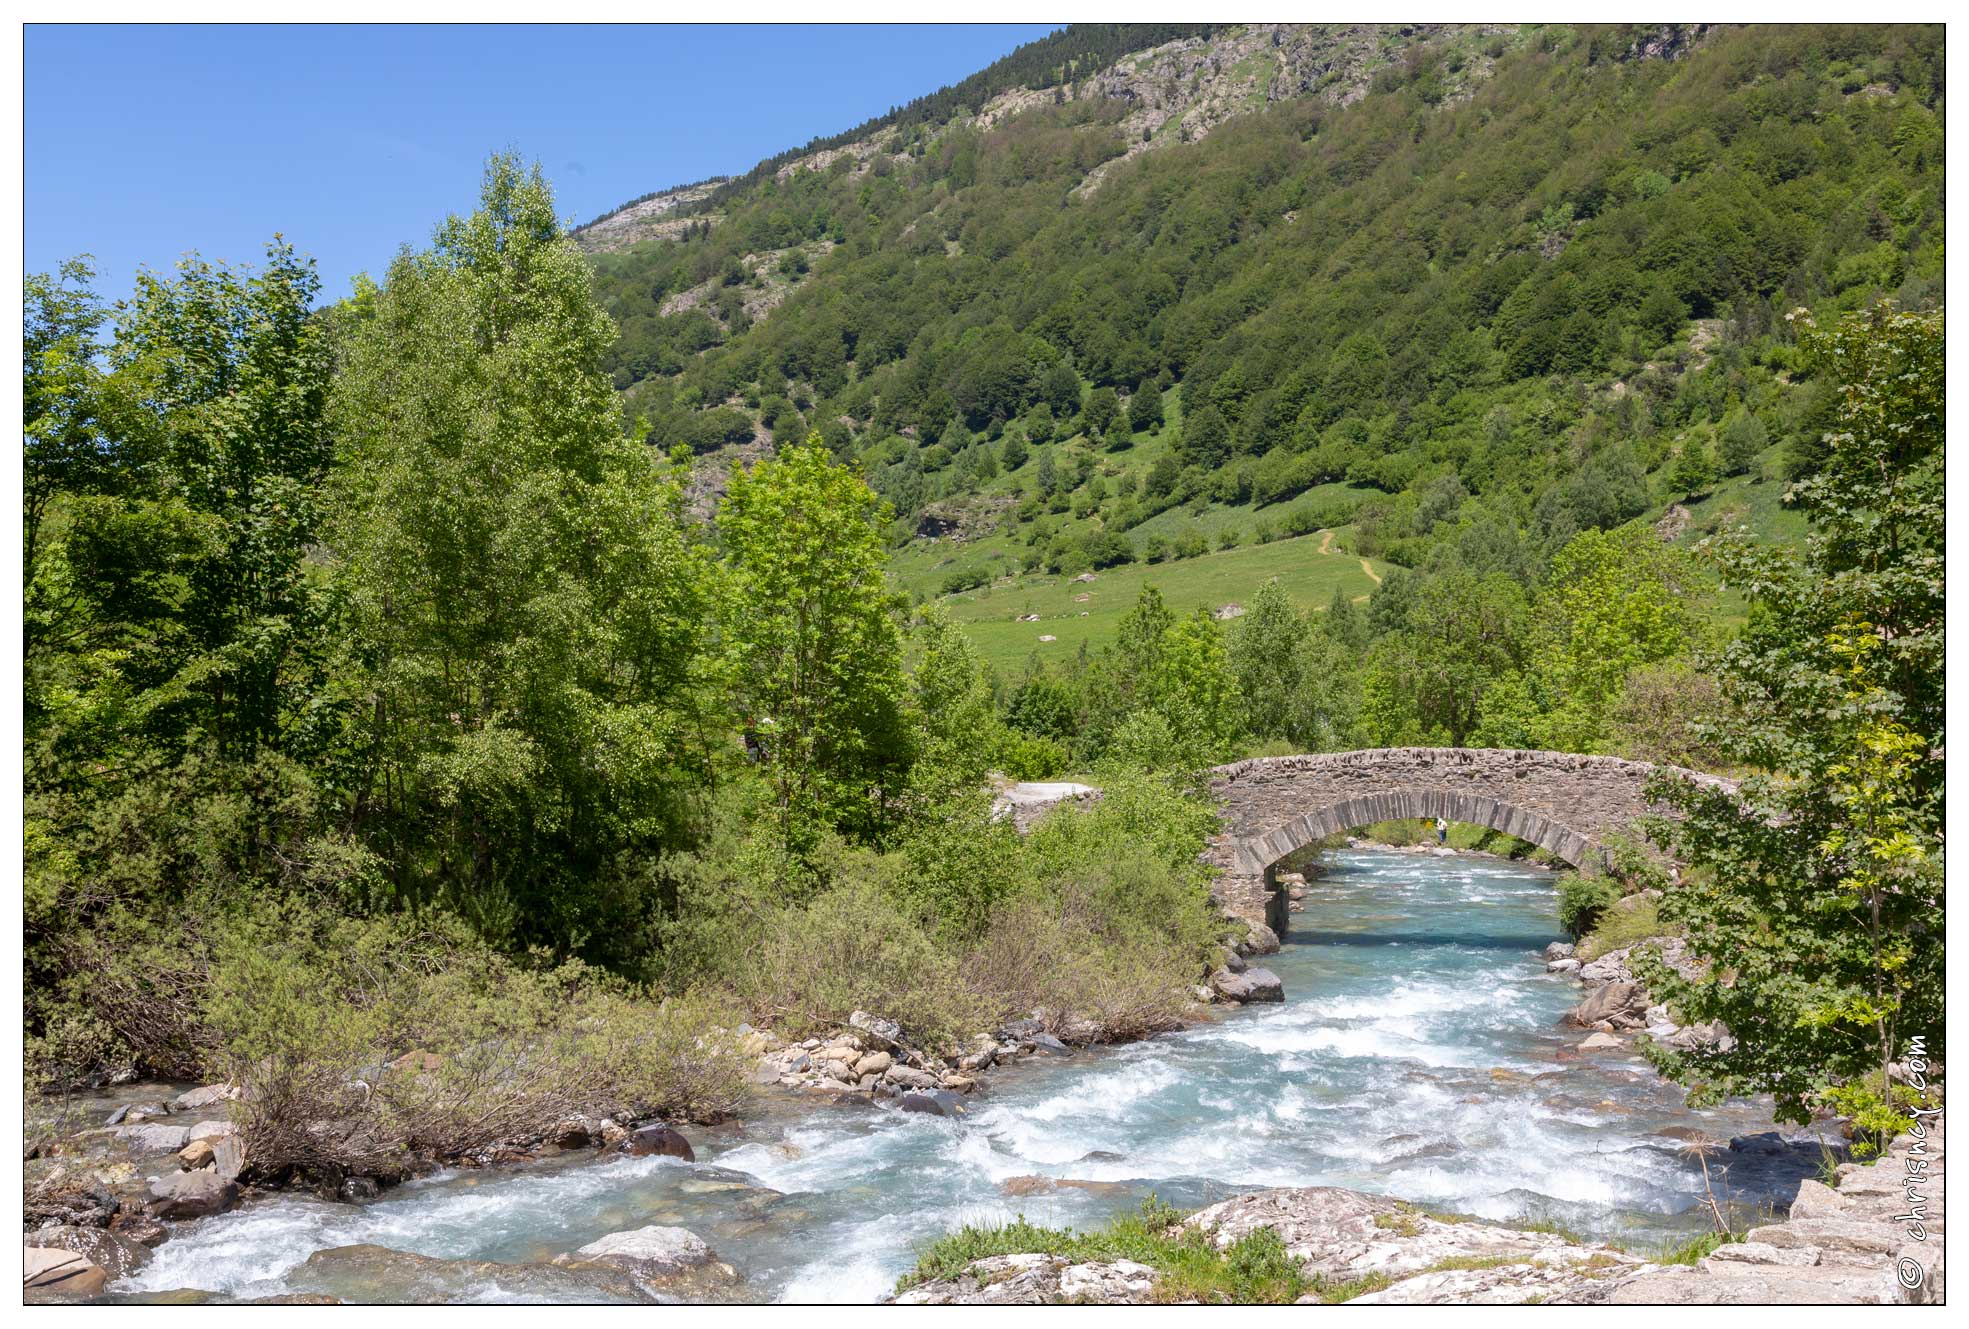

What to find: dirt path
left=1360, top=558, right=1381, bottom=584
left=1317, top=529, right=1334, bottom=554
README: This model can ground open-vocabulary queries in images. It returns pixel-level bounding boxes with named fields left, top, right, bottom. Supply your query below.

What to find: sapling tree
left=1638, top=303, right=1944, bottom=1147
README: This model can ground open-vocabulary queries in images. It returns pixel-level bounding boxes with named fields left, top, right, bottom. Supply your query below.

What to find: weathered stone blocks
left=1201, top=748, right=1732, bottom=928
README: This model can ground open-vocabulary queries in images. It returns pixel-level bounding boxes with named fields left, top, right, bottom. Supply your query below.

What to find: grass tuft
left=898, top=1195, right=1310, bottom=1303
left=1648, top=1230, right=1737, bottom=1265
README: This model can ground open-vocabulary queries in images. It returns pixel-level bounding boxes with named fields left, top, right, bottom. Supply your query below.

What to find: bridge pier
left=1211, top=871, right=1275, bottom=933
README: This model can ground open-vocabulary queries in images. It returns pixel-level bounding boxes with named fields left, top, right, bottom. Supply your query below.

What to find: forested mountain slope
left=581, top=21, right=1940, bottom=656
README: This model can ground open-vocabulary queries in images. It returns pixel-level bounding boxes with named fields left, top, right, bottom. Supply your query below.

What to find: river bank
left=24, top=850, right=1830, bottom=1303
left=895, top=1114, right=1946, bottom=1304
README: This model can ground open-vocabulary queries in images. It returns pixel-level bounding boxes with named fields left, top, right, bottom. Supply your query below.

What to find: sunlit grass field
left=897, top=529, right=1390, bottom=677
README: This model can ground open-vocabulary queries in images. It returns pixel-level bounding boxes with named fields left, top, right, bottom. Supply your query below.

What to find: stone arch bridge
left=1205, top=748, right=1733, bottom=930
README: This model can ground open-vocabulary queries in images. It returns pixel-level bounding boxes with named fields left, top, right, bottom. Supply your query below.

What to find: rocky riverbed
left=896, top=1117, right=1945, bottom=1304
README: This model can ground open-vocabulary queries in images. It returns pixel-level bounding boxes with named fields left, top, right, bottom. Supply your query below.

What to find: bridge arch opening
left=1246, top=791, right=1593, bottom=934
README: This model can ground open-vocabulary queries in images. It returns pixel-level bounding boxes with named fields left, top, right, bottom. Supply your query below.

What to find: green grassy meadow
left=903, top=529, right=1388, bottom=677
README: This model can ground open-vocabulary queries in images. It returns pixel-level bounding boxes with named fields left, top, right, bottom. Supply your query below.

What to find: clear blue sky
left=25, top=23, right=1059, bottom=303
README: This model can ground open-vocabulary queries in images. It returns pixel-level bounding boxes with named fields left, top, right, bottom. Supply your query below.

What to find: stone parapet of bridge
left=1203, top=747, right=1733, bottom=929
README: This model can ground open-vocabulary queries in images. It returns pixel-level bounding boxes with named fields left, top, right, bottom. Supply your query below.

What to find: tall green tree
left=719, top=438, right=912, bottom=854
left=331, top=155, right=717, bottom=958
left=24, top=242, right=344, bottom=1074
left=1359, top=571, right=1525, bottom=746
left=1642, top=303, right=1944, bottom=1143
left=1524, top=524, right=1698, bottom=753
left=25, top=240, right=336, bottom=776
left=1229, top=578, right=1358, bottom=751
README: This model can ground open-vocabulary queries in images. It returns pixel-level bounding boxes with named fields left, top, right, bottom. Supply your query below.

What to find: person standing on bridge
left=1435, top=817, right=1448, bottom=846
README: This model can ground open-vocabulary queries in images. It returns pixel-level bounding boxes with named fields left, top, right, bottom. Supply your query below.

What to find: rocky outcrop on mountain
left=574, top=181, right=723, bottom=253
left=1071, top=23, right=1510, bottom=195
left=582, top=24, right=1521, bottom=241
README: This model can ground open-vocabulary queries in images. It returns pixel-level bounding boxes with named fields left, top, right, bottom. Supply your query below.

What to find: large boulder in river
left=1235, top=924, right=1282, bottom=957
left=1564, top=980, right=1646, bottom=1028
left=559, top=1225, right=711, bottom=1275
left=117, top=1123, right=192, bottom=1154
left=884, top=1065, right=941, bottom=1090
left=1210, top=966, right=1284, bottom=1003
left=1027, top=1032, right=1073, bottom=1056
left=146, top=1167, right=239, bottom=1219
left=170, top=1082, right=241, bottom=1113
left=30, top=1225, right=153, bottom=1281
left=900, top=1089, right=969, bottom=1118
left=23, top=1247, right=109, bottom=1302
left=620, top=1123, right=695, bottom=1162
left=556, top=1226, right=741, bottom=1300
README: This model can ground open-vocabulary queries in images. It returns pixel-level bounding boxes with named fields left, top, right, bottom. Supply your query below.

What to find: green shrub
left=200, top=905, right=750, bottom=1185
left=1557, top=873, right=1621, bottom=939
left=993, top=728, right=1070, bottom=780
left=736, top=877, right=990, bottom=1052
left=1575, top=893, right=1664, bottom=959
left=941, top=566, right=990, bottom=595
left=1600, top=830, right=1670, bottom=893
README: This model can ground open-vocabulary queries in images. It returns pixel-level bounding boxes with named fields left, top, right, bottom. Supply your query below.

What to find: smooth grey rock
left=560, top=1225, right=713, bottom=1276
left=1543, top=941, right=1575, bottom=960
left=1027, top=1032, right=1073, bottom=1056
left=619, top=1124, right=695, bottom=1162
left=117, top=1123, right=191, bottom=1153
left=169, top=1083, right=239, bottom=1113
left=899, top=1089, right=968, bottom=1118
left=28, top=1225, right=153, bottom=1281
left=884, top=1065, right=940, bottom=1090
left=23, top=1247, right=109, bottom=1301
left=146, top=1167, right=239, bottom=1219
left=1599, top=1264, right=1894, bottom=1304
left=1703, top=1241, right=1819, bottom=1268
left=1210, top=966, right=1284, bottom=1003
left=1784, top=1179, right=1848, bottom=1221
